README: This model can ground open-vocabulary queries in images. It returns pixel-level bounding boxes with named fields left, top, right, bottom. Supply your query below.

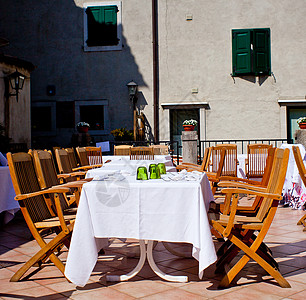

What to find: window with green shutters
left=84, top=2, right=122, bottom=51
left=232, top=28, right=271, bottom=76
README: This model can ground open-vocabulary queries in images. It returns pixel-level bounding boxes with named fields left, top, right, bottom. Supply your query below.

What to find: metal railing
left=198, top=138, right=289, bottom=158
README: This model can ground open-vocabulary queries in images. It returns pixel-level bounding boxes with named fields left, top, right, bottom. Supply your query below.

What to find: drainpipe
left=152, top=0, right=159, bottom=142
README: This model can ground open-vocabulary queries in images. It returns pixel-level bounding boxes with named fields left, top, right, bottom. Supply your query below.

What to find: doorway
left=287, top=107, right=306, bottom=143
left=170, top=109, right=199, bottom=155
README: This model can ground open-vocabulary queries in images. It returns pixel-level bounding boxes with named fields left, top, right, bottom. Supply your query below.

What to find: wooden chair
left=177, top=147, right=212, bottom=172
left=209, top=148, right=290, bottom=288
left=213, top=147, right=276, bottom=215
left=129, top=146, right=154, bottom=160
left=55, top=148, right=87, bottom=179
left=150, top=144, right=169, bottom=155
left=33, top=150, right=87, bottom=207
left=212, top=144, right=238, bottom=177
left=292, top=146, right=306, bottom=231
left=85, top=146, right=103, bottom=166
left=65, top=147, right=79, bottom=169
left=7, top=152, right=75, bottom=282
left=245, top=144, right=273, bottom=179
left=75, top=147, right=103, bottom=169
left=114, top=145, right=132, bottom=155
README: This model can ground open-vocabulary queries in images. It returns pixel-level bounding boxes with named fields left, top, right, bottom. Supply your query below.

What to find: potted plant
left=297, top=117, right=306, bottom=129
left=76, top=122, right=90, bottom=133
left=182, top=119, right=198, bottom=131
left=111, top=127, right=134, bottom=141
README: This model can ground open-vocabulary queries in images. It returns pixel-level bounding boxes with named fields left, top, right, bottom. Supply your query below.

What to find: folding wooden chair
left=33, top=150, right=87, bottom=207
left=150, top=144, right=169, bottom=155
left=177, top=147, right=212, bottom=172
left=292, top=146, right=306, bottom=231
left=209, top=148, right=290, bottom=288
left=114, top=145, right=131, bottom=155
left=213, top=144, right=238, bottom=177
left=55, top=149, right=87, bottom=179
left=85, top=146, right=103, bottom=166
left=7, top=152, right=75, bottom=282
left=245, top=144, right=273, bottom=179
left=129, top=146, right=154, bottom=160
left=75, top=147, right=103, bottom=169
left=65, top=148, right=79, bottom=169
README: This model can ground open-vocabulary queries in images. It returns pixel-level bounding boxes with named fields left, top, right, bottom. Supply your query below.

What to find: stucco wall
left=0, top=0, right=305, bottom=146
left=0, top=64, right=31, bottom=147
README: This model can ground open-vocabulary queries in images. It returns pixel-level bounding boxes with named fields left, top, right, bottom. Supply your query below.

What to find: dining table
left=0, top=166, right=19, bottom=224
left=64, top=156, right=217, bottom=287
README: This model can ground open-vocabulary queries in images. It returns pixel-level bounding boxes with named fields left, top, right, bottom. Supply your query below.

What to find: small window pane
left=56, top=102, right=74, bottom=128
left=80, top=105, right=104, bottom=130
left=32, top=107, right=52, bottom=131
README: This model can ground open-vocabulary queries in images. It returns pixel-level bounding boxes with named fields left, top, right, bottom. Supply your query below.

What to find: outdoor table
left=64, top=169, right=217, bottom=287
left=280, top=144, right=306, bottom=209
left=0, top=166, right=19, bottom=223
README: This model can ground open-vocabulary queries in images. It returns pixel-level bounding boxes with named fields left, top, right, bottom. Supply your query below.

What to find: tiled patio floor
left=0, top=206, right=305, bottom=299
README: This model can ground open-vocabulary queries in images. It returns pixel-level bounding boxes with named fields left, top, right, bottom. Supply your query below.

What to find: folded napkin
left=93, top=173, right=125, bottom=181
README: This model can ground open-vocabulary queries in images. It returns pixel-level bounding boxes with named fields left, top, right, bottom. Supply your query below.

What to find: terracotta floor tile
left=140, top=287, right=208, bottom=299
left=289, top=289, right=306, bottom=300
left=285, top=269, right=306, bottom=284
left=110, top=280, right=172, bottom=298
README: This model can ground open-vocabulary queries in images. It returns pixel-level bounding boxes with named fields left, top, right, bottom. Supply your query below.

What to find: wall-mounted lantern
left=127, top=80, right=138, bottom=104
left=6, top=70, right=25, bottom=102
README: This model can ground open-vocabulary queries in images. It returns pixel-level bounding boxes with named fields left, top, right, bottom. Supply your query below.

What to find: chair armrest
left=219, top=176, right=262, bottom=185
left=72, top=166, right=92, bottom=171
left=218, top=181, right=267, bottom=191
left=15, top=186, right=72, bottom=201
left=220, top=187, right=282, bottom=200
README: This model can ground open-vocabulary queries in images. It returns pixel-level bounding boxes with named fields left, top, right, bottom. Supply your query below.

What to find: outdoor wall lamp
left=127, top=80, right=138, bottom=104
left=5, top=70, right=25, bottom=102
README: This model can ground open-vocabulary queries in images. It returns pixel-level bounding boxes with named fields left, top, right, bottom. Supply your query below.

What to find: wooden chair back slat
left=246, top=144, right=273, bottom=179
left=85, top=146, right=103, bottom=165
left=114, top=145, right=131, bottom=156
left=55, top=149, right=73, bottom=173
left=213, top=144, right=238, bottom=177
left=76, top=147, right=90, bottom=166
left=150, top=145, right=169, bottom=155
left=129, top=146, right=154, bottom=160
left=7, top=152, right=54, bottom=223
left=65, top=148, right=79, bottom=169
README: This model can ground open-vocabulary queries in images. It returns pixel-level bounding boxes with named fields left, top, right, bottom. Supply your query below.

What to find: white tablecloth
left=65, top=171, right=216, bottom=287
left=280, top=144, right=306, bottom=209
left=0, top=166, right=19, bottom=223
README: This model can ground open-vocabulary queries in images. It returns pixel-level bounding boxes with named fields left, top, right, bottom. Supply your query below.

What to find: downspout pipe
left=152, top=0, right=159, bottom=142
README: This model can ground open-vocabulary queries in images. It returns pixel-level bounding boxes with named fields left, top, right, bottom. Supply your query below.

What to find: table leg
left=106, top=240, right=146, bottom=282
left=147, top=241, right=188, bottom=283
left=106, top=240, right=188, bottom=283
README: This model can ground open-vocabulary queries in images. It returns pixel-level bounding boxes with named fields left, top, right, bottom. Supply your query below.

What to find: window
left=56, top=101, right=74, bottom=128
left=84, top=1, right=122, bottom=51
left=31, top=102, right=56, bottom=135
left=75, top=100, right=109, bottom=134
left=232, top=28, right=271, bottom=76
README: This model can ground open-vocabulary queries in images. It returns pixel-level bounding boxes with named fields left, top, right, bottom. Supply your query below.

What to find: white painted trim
left=278, top=99, right=306, bottom=105
left=75, top=99, right=110, bottom=134
left=83, top=1, right=122, bottom=52
left=161, top=102, right=210, bottom=109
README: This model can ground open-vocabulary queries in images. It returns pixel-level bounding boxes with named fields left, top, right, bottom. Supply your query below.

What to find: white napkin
left=0, top=152, right=8, bottom=166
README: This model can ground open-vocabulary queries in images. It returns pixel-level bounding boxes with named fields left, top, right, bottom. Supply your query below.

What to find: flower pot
left=183, top=125, right=195, bottom=131
left=77, top=126, right=89, bottom=133
left=299, top=123, right=306, bottom=129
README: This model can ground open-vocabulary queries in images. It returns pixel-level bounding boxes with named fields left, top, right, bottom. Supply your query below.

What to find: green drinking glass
left=157, top=163, right=166, bottom=174
left=137, top=166, right=148, bottom=180
left=150, top=164, right=161, bottom=179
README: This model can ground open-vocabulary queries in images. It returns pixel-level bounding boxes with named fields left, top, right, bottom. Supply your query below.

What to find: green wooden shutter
left=232, top=29, right=252, bottom=76
left=86, top=5, right=118, bottom=47
left=253, top=29, right=271, bottom=75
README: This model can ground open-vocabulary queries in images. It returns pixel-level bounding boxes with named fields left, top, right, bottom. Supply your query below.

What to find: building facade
left=0, top=0, right=305, bottom=149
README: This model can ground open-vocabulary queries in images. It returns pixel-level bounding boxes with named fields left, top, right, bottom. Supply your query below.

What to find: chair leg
left=219, top=233, right=291, bottom=288
left=297, top=213, right=306, bottom=226
left=10, top=230, right=71, bottom=282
